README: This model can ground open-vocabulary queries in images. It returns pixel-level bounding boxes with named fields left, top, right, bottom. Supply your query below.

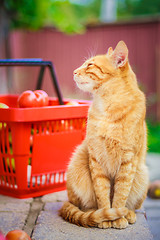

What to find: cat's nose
left=73, top=70, right=77, bottom=75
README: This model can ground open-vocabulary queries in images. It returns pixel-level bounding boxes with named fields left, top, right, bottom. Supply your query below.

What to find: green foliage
left=117, top=0, right=160, bottom=19
left=46, top=1, right=85, bottom=34
left=3, top=0, right=160, bottom=34
left=147, top=121, right=160, bottom=153
left=4, top=0, right=42, bottom=29
left=2, top=0, right=101, bottom=34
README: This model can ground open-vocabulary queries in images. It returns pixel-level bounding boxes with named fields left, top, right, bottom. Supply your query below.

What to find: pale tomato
left=65, top=101, right=79, bottom=106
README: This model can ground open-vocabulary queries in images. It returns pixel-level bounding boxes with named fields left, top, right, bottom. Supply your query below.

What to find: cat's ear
left=107, top=47, right=113, bottom=56
left=111, top=41, right=128, bottom=68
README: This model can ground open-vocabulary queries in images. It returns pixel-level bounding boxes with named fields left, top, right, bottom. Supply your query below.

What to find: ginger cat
left=59, top=41, right=149, bottom=229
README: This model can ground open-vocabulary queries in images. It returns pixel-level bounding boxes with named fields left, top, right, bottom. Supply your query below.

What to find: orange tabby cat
left=59, top=41, right=149, bottom=229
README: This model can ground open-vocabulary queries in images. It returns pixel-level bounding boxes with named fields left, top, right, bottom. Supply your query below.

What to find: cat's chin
left=76, top=82, right=93, bottom=93
left=74, top=75, right=94, bottom=92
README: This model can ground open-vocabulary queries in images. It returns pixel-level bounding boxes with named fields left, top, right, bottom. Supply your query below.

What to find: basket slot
left=0, top=124, right=6, bottom=154
left=1, top=155, right=15, bottom=173
left=59, top=173, right=62, bottom=183
left=38, top=124, right=42, bottom=135
left=0, top=124, right=15, bottom=173
left=0, top=123, right=15, bottom=176
left=31, top=176, right=35, bottom=187
left=4, top=125, right=11, bottom=154
left=40, top=175, right=44, bottom=185
left=43, top=123, right=47, bottom=134
left=47, top=122, right=52, bottom=133
left=54, top=121, right=59, bottom=132
left=56, top=173, right=60, bottom=183
left=50, top=174, right=54, bottom=184
left=47, top=174, right=50, bottom=184
left=13, top=177, right=17, bottom=188
left=5, top=175, right=12, bottom=186
left=6, top=156, right=15, bottom=174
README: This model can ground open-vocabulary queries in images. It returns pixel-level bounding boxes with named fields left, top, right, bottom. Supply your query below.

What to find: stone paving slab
left=32, top=202, right=153, bottom=240
left=41, top=190, right=68, bottom=203
left=144, top=198, right=160, bottom=240
left=0, top=195, right=32, bottom=204
left=145, top=208, right=160, bottom=219
left=0, top=212, right=28, bottom=235
left=0, top=195, right=33, bottom=235
left=146, top=220, right=160, bottom=240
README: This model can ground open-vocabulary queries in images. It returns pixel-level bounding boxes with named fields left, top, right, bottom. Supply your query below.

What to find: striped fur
left=59, top=41, right=149, bottom=229
left=59, top=202, right=128, bottom=227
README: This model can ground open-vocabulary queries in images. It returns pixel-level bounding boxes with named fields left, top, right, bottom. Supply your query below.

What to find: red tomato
left=6, top=230, right=31, bottom=240
left=18, top=90, right=49, bottom=108
left=18, top=90, right=37, bottom=108
left=34, top=90, right=49, bottom=107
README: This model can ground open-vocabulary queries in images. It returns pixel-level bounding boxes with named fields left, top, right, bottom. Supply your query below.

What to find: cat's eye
left=87, top=63, right=94, bottom=67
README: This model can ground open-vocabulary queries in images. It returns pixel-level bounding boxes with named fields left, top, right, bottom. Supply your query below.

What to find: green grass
left=147, top=121, right=160, bottom=153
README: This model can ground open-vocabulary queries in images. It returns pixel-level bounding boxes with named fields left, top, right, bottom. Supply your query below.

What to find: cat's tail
left=59, top=202, right=128, bottom=227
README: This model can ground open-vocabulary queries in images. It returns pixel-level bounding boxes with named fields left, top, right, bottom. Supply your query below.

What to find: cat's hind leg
left=65, top=140, right=113, bottom=228
left=125, top=164, right=149, bottom=224
left=67, top=140, right=97, bottom=210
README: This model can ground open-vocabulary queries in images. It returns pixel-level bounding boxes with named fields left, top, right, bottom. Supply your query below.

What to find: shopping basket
left=0, top=59, right=90, bottom=198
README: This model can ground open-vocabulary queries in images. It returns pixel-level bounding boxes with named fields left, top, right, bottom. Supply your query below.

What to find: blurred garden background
left=0, top=0, right=160, bottom=153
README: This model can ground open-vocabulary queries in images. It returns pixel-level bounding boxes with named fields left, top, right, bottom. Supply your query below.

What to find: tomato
left=65, top=100, right=79, bottom=106
left=34, top=90, right=49, bottom=107
left=5, top=230, right=31, bottom=240
left=18, top=90, right=37, bottom=108
left=18, top=90, right=49, bottom=108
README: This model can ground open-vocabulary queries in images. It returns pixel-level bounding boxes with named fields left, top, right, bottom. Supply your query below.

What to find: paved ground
left=0, top=191, right=154, bottom=240
left=145, top=153, right=160, bottom=240
left=0, top=153, right=160, bottom=239
left=144, top=198, right=160, bottom=240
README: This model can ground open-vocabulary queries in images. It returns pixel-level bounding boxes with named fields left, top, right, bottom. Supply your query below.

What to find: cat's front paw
left=125, top=210, right=136, bottom=224
left=112, top=217, right=128, bottom=229
left=98, top=221, right=112, bottom=229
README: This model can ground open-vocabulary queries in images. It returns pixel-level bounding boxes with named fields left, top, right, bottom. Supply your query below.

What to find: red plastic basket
left=0, top=59, right=90, bottom=198
left=0, top=95, right=90, bottom=198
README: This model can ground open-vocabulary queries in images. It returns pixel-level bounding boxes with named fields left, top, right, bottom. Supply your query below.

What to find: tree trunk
left=100, top=0, right=117, bottom=23
left=0, top=2, right=12, bottom=93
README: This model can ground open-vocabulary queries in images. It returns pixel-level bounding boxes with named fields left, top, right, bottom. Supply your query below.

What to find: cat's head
left=74, top=41, right=129, bottom=93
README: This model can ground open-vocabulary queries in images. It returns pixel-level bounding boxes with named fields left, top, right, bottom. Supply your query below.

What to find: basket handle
left=0, top=59, right=64, bottom=105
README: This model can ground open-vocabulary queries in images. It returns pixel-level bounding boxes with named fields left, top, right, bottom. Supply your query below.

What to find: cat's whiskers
left=85, top=44, right=98, bottom=60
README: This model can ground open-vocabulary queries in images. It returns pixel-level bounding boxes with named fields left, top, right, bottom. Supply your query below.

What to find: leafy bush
left=147, top=121, right=160, bottom=153
left=2, top=0, right=100, bottom=34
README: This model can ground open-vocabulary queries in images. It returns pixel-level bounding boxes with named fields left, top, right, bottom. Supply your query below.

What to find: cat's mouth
left=74, top=74, right=90, bottom=86
left=77, top=81, right=89, bottom=85
left=74, top=79, right=89, bottom=85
